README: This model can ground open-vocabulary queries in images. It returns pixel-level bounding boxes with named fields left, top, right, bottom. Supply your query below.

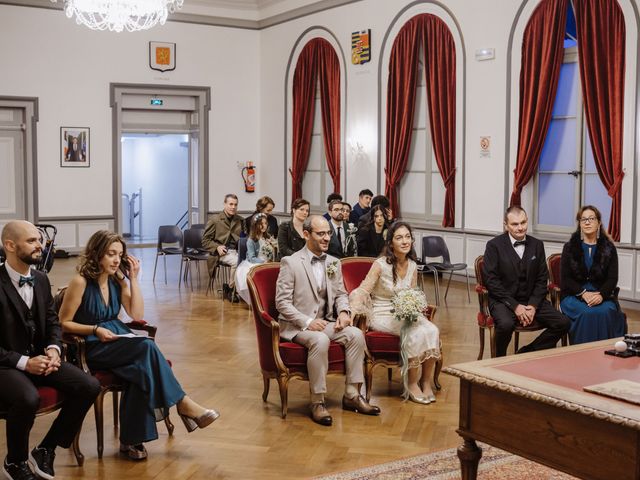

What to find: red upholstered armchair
left=246, top=262, right=346, bottom=418
left=55, top=288, right=174, bottom=459
left=341, top=257, right=442, bottom=402
left=547, top=253, right=562, bottom=310
left=474, top=255, right=567, bottom=359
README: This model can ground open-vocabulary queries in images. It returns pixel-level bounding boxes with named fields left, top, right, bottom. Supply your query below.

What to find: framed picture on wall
left=60, top=127, right=90, bottom=167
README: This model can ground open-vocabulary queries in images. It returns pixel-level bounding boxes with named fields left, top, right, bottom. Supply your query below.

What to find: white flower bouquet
left=391, top=288, right=428, bottom=325
left=260, top=242, right=275, bottom=261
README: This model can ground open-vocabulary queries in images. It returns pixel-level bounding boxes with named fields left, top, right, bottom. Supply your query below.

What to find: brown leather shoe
left=309, top=402, right=332, bottom=426
left=342, top=395, right=381, bottom=415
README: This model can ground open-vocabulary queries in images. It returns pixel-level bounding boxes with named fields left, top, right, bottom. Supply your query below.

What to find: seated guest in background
left=327, top=200, right=356, bottom=258
left=351, top=222, right=440, bottom=404
left=202, top=194, right=244, bottom=302
left=59, top=231, right=219, bottom=461
left=483, top=206, right=570, bottom=357
left=235, top=214, right=276, bottom=304
left=349, top=189, right=373, bottom=224
left=0, top=221, right=100, bottom=480
left=357, top=195, right=393, bottom=229
left=244, top=195, right=279, bottom=238
left=356, top=205, right=389, bottom=258
left=323, top=193, right=343, bottom=221
left=341, top=202, right=353, bottom=226
left=276, top=215, right=380, bottom=426
left=560, top=205, right=626, bottom=344
left=278, top=198, right=310, bottom=259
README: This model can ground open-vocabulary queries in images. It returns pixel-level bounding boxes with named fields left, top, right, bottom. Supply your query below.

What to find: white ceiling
left=182, top=0, right=331, bottom=21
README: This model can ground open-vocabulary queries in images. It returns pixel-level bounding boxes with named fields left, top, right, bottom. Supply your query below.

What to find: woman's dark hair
left=290, top=198, right=310, bottom=215
left=364, top=205, right=389, bottom=231
left=249, top=213, right=270, bottom=241
left=575, top=205, right=609, bottom=240
left=383, top=221, right=418, bottom=285
left=78, top=230, right=129, bottom=280
left=255, top=196, right=275, bottom=212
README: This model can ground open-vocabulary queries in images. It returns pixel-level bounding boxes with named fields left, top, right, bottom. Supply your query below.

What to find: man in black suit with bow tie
left=483, top=207, right=570, bottom=357
left=0, top=221, right=100, bottom=480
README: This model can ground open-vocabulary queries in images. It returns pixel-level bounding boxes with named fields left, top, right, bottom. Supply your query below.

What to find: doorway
left=121, top=133, right=190, bottom=242
left=111, top=84, right=210, bottom=242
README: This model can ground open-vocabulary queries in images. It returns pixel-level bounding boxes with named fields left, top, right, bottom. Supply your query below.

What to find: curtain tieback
left=607, top=170, right=625, bottom=197
left=442, top=168, right=456, bottom=187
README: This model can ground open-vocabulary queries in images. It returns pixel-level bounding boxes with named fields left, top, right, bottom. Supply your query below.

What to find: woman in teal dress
left=59, top=230, right=219, bottom=460
left=560, top=206, right=626, bottom=344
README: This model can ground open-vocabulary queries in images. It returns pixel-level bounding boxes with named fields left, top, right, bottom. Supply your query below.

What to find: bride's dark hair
left=383, top=221, right=418, bottom=285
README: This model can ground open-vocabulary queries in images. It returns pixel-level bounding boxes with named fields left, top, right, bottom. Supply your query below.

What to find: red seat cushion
left=365, top=331, right=400, bottom=352
left=279, top=341, right=345, bottom=366
left=37, top=387, right=63, bottom=410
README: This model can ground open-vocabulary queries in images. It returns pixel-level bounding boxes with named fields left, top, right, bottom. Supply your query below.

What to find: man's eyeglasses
left=580, top=216, right=597, bottom=224
left=312, top=230, right=332, bottom=238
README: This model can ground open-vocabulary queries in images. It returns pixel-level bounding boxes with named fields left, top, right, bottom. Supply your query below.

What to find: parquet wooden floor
left=4, top=248, right=638, bottom=479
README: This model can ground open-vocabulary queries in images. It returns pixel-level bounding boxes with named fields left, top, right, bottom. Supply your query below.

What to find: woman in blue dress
left=59, top=230, right=219, bottom=460
left=560, top=206, right=626, bottom=344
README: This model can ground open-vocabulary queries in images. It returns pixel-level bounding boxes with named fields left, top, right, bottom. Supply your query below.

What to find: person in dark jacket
left=560, top=205, right=626, bottom=344
left=277, top=198, right=309, bottom=259
left=356, top=205, right=389, bottom=257
left=483, top=206, right=570, bottom=357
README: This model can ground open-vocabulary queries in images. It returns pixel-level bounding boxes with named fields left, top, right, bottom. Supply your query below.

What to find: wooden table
left=444, top=340, right=640, bottom=480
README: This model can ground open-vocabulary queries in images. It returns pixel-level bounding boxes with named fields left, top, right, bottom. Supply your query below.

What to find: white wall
left=0, top=4, right=260, bottom=217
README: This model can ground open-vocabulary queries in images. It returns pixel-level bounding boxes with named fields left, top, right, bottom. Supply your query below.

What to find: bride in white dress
left=350, top=222, right=440, bottom=404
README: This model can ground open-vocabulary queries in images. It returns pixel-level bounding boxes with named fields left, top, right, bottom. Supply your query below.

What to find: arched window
left=290, top=37, right=341, bottom=208
left=511, top=0, right=625, bottom=240
left=384, top=14, right=457, bottom=227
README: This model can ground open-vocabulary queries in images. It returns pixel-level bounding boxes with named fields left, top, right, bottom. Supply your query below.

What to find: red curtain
left=290, top=38, right=341, bottom=200
left=385, top=14, right=456, bottom=226
left=385, top=18, right=421, bottom=219
left=510, top=0, right=567, bottom=207
left=574, top=0, right=625, bottom=241
left=422, top=16, right=457, bottom=227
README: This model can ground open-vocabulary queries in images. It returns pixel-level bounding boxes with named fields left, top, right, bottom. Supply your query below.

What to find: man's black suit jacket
left=482, top=232, right=549, bottom=311
left=0, top=264, right=62, bottom=368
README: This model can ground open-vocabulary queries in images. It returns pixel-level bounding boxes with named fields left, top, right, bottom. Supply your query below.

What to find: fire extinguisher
left=241, top=162, right=256, bottom=193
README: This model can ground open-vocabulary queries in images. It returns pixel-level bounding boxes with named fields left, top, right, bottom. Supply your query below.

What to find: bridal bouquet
left=260, top=240, right=276, bottom=261
left=391, top=288, right=428, bottom=325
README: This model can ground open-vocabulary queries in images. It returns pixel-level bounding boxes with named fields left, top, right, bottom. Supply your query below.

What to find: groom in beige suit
left=276, top=215, right=380, bottom=426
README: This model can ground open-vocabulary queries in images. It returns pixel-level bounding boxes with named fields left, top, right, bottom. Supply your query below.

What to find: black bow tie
left=19, top=275, right=35, bottom=287
left=513, top=240, right=526, bottom=248
left=311, top=255, right=326, bottom=264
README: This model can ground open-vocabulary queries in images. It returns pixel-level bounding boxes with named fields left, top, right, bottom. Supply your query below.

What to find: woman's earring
left=597, top=228, right=600, bottom=240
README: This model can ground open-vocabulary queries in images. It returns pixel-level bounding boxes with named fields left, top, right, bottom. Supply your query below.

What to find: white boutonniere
left=326, top=261, right=339, bottom=278
left=346, top=223, right=357, bottom=235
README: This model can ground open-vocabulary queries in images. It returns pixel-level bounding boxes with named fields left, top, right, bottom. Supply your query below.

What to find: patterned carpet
left=314, top=444, right=577, bottom=480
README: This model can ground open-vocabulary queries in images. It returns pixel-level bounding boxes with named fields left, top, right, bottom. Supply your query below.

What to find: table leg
left=457, top=437, right=482, bottom=480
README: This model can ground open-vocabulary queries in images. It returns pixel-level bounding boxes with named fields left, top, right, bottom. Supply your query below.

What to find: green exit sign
left=150, top=98, right=163, bottom=106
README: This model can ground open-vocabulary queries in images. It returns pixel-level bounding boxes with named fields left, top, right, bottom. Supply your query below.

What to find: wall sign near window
left=351, top=30, right=371, bottom=65
left=149, top=41, right=176, bottom=72
left=60, top=127, right=89, bottom=168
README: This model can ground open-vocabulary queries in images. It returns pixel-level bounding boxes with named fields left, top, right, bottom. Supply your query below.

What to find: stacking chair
left=55, top=288, right=174, bottom=458
left=474, top=255, right=567, bottom=359
left=180, top=227, right=209, bottom=289
left=246, top=263, right=347, bottom=418
left=340, top=257, right=442, bottom=402
left=422, top=236, right=470, bottom=304
left=152, top=225, right=183, bottom=284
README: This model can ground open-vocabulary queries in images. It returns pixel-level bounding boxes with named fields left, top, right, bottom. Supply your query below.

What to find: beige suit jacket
left=275, top=247, right=350, bottom=341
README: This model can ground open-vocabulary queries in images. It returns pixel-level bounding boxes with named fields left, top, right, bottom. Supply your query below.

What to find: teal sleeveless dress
left=73, top=278, right=185, bottom=445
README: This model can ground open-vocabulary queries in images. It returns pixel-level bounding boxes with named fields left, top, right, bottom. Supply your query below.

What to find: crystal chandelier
left=50, top=0, right=184, bottom=33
